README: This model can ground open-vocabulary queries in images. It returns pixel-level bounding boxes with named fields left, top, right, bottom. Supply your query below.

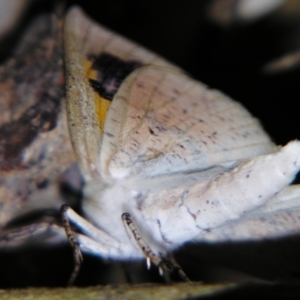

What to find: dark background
left=1, top=0, right=300, bottom=292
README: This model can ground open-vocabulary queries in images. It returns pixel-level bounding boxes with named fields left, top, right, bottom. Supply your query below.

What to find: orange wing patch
left=85, top=53, right=142, bottom=130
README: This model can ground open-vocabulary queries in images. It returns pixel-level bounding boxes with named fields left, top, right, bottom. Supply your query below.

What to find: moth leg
left=162, top=255, right=191, bottom=283
left=61, top=204, right=123, bottom=285
left=121, top=212, right=190, bottom=282
left=61, top=204, right=84, bottom=286
left=0, top=222, right=67, bottom=247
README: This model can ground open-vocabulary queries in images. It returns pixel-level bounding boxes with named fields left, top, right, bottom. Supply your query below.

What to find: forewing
left=64, top=6, right=274, bottom=182
left=64, top=6, right=178, bottom=180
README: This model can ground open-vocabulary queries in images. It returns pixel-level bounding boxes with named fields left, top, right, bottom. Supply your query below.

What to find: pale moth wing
left=65, top=7, right=275, bottom=182
left=200, top=185, right=300, bottom=242
left=64, top=7, right=179, bottom=181
left=63, top=6, right=300, bottom=280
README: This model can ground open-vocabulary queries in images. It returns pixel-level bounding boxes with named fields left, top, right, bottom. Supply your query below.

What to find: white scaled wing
left=64, top=6, right=275, bottom=182
left=101, top=65, right=275, bottom=180
left=199, top=184, right=300, bottom=242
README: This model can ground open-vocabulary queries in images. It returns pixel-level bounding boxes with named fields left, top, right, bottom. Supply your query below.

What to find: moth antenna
left=61, top=204, right=83, bottom=286
left=121, top=212, right=190, bottom=282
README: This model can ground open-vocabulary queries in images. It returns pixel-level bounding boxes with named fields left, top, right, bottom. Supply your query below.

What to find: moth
left=59, top=6, right=300, bottom=283
left=3, top=5, right=300, bottom=285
